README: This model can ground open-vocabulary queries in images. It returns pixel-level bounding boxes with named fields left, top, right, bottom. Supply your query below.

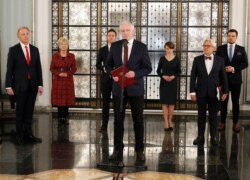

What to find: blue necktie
left=229, top=44, right=233, bottom=62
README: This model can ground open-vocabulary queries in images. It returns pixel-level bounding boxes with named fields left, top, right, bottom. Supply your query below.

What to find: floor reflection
left=0, top=112, right=249, bottom=180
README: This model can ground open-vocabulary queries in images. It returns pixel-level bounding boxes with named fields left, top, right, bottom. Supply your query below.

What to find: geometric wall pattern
left=52, top=0, right=229, bottom=109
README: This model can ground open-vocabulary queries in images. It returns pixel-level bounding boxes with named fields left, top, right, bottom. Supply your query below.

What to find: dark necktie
left=25, top=46, right=31, bottom=79
left=124, top=41, right=128, bottom=67
left=205, top=56, right=212, bottom=60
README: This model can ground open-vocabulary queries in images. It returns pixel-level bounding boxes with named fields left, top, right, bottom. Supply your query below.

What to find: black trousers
left=58, top=106, right=69, bottom=119
left=220, top=82, right=241, bottom=124
left=100, top=77, right=112, bottom=128
left=113, top=91, right=144, bottom=152
left=197, top=96, right=218, bottom=138
left=16, top=81, right=38, bottom=137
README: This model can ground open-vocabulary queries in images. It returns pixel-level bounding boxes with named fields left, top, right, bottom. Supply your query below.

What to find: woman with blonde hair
left=50, top=37, right=77, bottom=124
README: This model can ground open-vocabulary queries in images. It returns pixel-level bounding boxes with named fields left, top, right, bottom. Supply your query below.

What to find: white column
left=229, top=0, right=249, bottom=108
left=230, top=0, right=247, bottom=46
left=33, top=0, right=52, bottom=108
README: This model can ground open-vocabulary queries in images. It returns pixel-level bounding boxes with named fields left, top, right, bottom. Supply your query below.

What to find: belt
left=57, top=67, right=71, bottom=72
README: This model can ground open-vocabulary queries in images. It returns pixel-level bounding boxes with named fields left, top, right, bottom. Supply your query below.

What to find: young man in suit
left=5, top=26, right=43, bottom=145
left=216, top=29, right=248, bottom=133
left=190, top=39, right=229, bottom=146
left=96, top=29, right=117, bottom=133
left=106, top=21, right=152, bottom=164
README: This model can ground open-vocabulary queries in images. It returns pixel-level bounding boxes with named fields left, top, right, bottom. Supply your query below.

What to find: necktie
left=25, top=46, right=30, bottom=65
left=229, top=44, right=233, bottom=62
left=25, top=46, right=31, bottom=79
left=205, top=56, right=212, bottom=60
left=124, top=42, right=128, bottom=67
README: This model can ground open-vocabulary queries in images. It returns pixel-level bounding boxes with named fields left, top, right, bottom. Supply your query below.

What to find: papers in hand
left=111, top=66, right=136, bottom=88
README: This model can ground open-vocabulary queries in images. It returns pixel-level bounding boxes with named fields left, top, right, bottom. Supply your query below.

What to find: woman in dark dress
left=157, top=42, right=181, bottom=131
left=50, top=37, right=77, bottom=124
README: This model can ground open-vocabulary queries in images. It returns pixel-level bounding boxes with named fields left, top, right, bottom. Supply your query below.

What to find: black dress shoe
left=99, top=126, right=107, bottom=133
left=136, top=151, right=145, bottom=162
left=193, top=136, right=204, bottom=145
left=109, top=150, right=123, bottom=161
left=210, top=137, right=218, bottom=146
left=15, top=136, right=23, bottom=146
left=25, top=135, right=42, bottom=143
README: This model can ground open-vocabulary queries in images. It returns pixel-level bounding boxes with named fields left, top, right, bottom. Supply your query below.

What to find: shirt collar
left=227, top=43, right=235, bottom=47
left=127, top=39, right=134, bottom=45
left=20, top=42, right=30, bottom=48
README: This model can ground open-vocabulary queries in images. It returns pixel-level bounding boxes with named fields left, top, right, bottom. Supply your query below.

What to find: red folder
left=111, top=66, right=136, bottom=88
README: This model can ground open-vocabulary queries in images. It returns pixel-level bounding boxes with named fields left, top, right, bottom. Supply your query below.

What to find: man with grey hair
left=190, top=38, right=228, bottom=146
left=106, top=21, right=152, bottom=164
left=5, top=26, right=43, bottom=145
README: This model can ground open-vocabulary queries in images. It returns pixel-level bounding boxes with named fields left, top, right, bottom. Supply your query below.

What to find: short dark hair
left=227, top=29, right=238, bottom=37
left=108, top=29, right=117, bottom=36
left=164, top=41, right=175, bottom=49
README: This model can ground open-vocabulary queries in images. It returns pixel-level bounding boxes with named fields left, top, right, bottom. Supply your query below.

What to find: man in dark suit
left=216, top=29, right=248, bottom=133
left=96, top=29, right=117, bottom=133
left=5, top=26, right=43, bottom=145
left=106, top=21, right=152, bottom=163
left=190, top=39, right=229, bottom=146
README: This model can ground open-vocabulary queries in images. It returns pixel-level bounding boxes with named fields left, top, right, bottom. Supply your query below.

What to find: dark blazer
left=106, top=39, right=152, bottom=96
left=5, top=43, right=43, bottom=92
left=96, top=45, right=110, bottom=82
left=216, top=44, right=248, bottom=84
left=190, top=55, right=229, bottom=98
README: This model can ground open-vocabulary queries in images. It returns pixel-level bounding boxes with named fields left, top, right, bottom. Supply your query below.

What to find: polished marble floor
left=0, top=110, right=249, bottom=180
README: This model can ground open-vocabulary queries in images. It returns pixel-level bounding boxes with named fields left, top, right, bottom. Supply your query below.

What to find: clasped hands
left=225, top=66, right=234, bottom=73
left=163, top=75, right=175, bottom=82
left=59, top=72, right=68, bottom=77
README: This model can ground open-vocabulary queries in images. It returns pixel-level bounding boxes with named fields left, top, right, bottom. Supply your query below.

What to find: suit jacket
left=96, top=45, right=110, bottom=83
left=5, top=43, right=43, bottom=92
left=106, top=39, right=152, bottom=96
left=216, top=44, right=248, bottom=84
left=190, top=55, right=229, bottom=98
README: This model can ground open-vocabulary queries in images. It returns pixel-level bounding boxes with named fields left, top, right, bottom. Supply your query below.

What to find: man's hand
left=38, top=86, right=43, bottom=95
left=125, top=70, right=135, bottom=78
left=221, top=94, right=228, bottom=101
left=6, top=88, right=14, bottom=95
left=190, top=95, right=197, bottom=102
left=113, top=76, right=119, bottom=82
left=225, top=66, right=234, bottom=73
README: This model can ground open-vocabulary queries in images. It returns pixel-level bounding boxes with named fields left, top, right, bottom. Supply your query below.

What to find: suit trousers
left=16, top=81, right=38, bottom=137
left=113, top=91, right=144, bottom=152
left=197, top=96, right=218, bottom=138
left=100, top=76, right=112, bottom=128
left=220, top=82, right=241, bottom=124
